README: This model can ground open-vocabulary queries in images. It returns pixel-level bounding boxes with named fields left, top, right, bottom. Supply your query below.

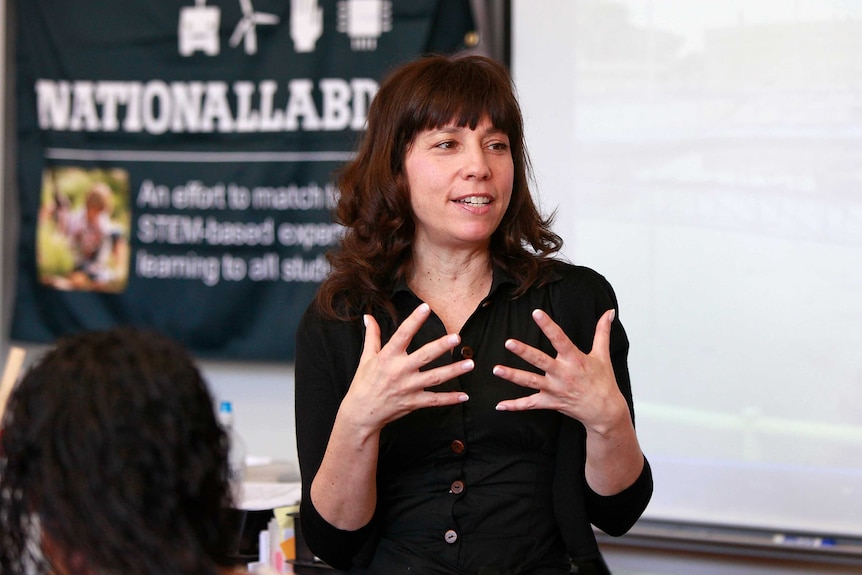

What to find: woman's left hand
left=493, top=308, right=644, bottom=495
left=491, top=308, right=629, bottom=435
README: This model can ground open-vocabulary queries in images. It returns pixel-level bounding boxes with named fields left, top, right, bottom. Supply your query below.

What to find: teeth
left=458, top=196, right=490, bottom=205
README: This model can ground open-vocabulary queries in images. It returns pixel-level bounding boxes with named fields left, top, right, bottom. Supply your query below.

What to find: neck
left=407, top=247, right=493, bottom=304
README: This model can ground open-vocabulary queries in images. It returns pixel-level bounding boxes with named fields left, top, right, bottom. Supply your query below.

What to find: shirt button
left=450, top=439, right=466, bottom=454
left=444, top=529, right=458, bottom=544
left=460, top=345, right=474, bottom=359
left=450, top=480, right=465, bottom=494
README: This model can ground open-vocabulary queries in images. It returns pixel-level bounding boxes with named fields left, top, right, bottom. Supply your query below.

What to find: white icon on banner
left=178, top=0, right=222, bottom=56
left=290, top=0, right=324, bottom=53
left=230, top=0, right=280, bottom=55
left=337, top=0, right=392, bottom=51
left=177, top=0, right=399, bottom=57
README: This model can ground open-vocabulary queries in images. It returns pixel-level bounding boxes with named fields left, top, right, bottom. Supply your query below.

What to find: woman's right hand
left=341, top=302, right=473, bottom=433
left=310, top=303, right=472, bottom=530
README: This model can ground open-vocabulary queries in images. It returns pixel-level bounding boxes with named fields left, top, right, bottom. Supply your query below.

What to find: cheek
left=499, top=164, right=515, bottom=202
left=405, top=163, right=442, bottom=202
left=497, top=175, right=515, bottom=216
left=402, top=157, right=422, bottom=197
left=408, top=188, right=433, bottom=218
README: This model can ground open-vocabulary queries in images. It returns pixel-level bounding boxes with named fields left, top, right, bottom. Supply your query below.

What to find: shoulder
left=537, top=260, right=622, bottom=347
left=545, top=259, right=617, bottom=299
left=295, top=301, right=364, bottom=377
left=296, top=303, right=363, bottom=355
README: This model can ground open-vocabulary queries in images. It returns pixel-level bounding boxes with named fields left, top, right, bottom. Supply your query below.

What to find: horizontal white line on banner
left=44, top=148, right=355, bottom=163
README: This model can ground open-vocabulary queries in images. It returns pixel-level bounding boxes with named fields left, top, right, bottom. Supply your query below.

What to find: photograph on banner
left=37, top=167, right=131, bottom=294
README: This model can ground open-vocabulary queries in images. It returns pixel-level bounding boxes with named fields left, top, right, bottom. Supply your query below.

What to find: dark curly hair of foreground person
left=0, top=327, right=236, bottom=575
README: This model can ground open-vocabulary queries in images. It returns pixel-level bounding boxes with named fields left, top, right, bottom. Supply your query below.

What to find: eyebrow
left=426, top=124, right=507, bottom=137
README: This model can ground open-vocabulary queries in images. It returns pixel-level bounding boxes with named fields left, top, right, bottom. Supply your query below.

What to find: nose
left=462, top=143, right=491, bottom=180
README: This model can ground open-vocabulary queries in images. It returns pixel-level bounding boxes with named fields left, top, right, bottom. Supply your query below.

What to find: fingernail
left=504, top=339, right=516, bottom=351
left=459, top=394, right=470, bottom=402
left=532, top=309, right=545, bottom=320
left=419, top=303, right=430, bottom=313
left=609, top=309, right=616, bottom=322
left=461, top=360, right=474, bottom=371
left=495, top=403, right=508, bottom=411
left=363, top=314, right=369, bottom=327
left=492, top=365, right=503, bottom=376
left=448, top=334, right=461, bottom=346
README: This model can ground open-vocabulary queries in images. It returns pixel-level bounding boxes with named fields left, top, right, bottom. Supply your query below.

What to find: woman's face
left=404, top=115, right=514, bottom=254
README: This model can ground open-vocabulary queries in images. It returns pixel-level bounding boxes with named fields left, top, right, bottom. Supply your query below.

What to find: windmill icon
left=230, top=0, right=280, bottom=55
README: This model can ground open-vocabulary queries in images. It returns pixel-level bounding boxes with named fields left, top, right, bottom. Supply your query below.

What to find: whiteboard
left=513, top=0, right=862, bottom=538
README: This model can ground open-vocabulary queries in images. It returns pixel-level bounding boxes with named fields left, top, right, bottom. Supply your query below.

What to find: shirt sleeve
left=582, top=269, right=653, bottom=535
left=585, top=456, right=653, bottom=536
left=294, top=307, right=373, bottom=569
left=549, top=263, right=653, bottom=544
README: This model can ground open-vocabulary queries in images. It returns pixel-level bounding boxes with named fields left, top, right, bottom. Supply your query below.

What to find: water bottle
left=218, top=400, right=247, bottom=486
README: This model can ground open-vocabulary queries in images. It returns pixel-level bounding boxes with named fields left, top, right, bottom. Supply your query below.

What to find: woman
left=0, top=328, right=245, bottom=575
left=295, top=54, right=653, bottom=574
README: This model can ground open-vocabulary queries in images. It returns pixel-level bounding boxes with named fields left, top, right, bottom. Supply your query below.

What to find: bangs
left=404, top=58, right=521, bottom=138
left=368, top=55, right=525, bottom=174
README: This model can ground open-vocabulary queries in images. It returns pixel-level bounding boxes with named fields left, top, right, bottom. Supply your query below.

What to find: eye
left=434, top=140, right=458, bottom=150
left=487, top=140, right=509, bottom=152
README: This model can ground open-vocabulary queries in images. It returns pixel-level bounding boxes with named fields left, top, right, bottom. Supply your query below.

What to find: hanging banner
left=11, top=0, right=474, bottom=360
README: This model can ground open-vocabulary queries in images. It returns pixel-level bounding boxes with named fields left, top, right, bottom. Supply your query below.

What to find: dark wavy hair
left=315, top=53, right=563, bottom=321
left=0, top=328, right=234, bottom=575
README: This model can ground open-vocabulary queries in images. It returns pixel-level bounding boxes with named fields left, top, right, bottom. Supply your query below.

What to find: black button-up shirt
left=295, top=261, right=653, bottom=574
left=371, top=269, right=569, bottom=573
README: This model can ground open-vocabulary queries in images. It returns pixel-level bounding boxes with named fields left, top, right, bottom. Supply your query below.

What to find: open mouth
left=455, top=196, right=491, bottom=206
